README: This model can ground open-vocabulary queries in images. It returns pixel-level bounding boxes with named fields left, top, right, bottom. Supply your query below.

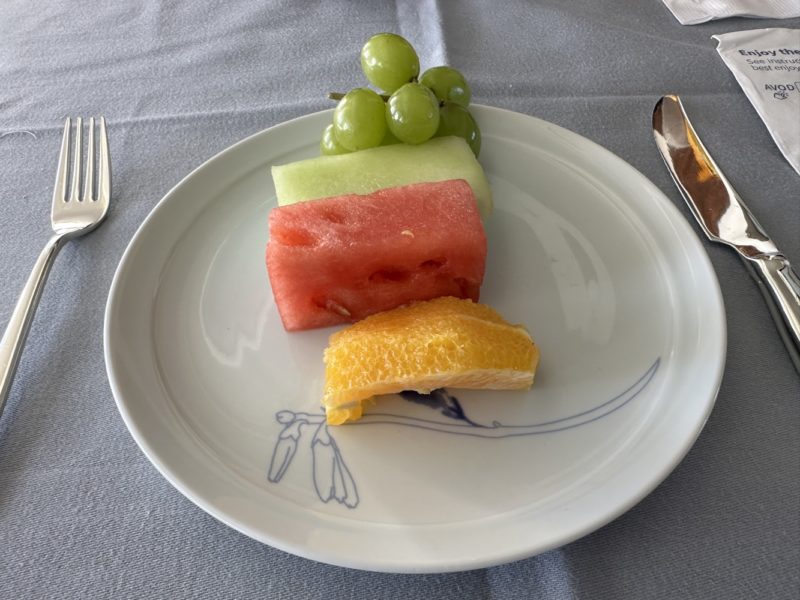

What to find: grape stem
left=328, top=92, right=390, bottom=102
left=328, top=78, right=419, bottom=102
left=327, top=91, right=444, bottom=108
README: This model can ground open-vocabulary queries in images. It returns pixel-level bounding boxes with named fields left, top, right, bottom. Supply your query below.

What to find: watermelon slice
left=266, top=179, right=487, bottom=331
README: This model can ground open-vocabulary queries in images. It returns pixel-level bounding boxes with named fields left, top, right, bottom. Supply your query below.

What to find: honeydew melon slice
left=271, top=136, right=493, bottom=217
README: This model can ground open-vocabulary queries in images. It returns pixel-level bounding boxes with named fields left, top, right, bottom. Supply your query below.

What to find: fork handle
left=0, top=234, right=67, bottom=419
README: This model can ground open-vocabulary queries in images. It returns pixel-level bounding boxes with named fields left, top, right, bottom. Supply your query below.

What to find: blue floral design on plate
left=267, top=358, right=660, bottom=509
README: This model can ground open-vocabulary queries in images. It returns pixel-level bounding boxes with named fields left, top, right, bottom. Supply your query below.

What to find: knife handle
left=745, top=254, right=800, bottom=372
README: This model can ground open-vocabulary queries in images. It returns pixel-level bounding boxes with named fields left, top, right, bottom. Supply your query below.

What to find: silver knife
left=652, top=94, right=800, bottom=372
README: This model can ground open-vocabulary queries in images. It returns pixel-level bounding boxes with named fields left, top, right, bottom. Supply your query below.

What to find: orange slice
left=322, top=296, right=540, bottom=424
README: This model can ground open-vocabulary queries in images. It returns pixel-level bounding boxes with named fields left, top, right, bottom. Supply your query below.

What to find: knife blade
left=653, top=94, right=800, bottom=372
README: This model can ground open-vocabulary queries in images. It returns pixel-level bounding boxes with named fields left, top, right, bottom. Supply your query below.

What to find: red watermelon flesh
left=266, top=179, right=487, bottom=331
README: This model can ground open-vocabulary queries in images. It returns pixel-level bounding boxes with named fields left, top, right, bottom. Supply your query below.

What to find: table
left=1, top=2, right=798, bottom=598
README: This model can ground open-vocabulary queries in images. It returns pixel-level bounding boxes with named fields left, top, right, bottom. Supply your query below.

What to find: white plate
left=104, top=105, right=725, bottom=573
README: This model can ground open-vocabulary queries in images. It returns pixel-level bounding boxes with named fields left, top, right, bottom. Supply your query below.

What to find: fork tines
left=53, top=116, right=110, bottom=205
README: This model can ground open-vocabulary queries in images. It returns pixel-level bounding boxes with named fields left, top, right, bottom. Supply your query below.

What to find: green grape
left=360, top=33, right=420, bottom=93
left=419, top=66, right=471, bottom=107
left=333, top=88, right=387, bottom=151
left=380, top=127, right=401, bottom=146
left=385, top=83, right=440, bottom=144
left=435, top=102, right=481, bottom=157
left=320, top=123, right=350, bottom=155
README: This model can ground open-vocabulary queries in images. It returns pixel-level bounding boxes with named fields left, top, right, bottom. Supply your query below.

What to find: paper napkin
left=713, top=28, right=800, bottom=175
left=661, top=0, right=800, bottom=25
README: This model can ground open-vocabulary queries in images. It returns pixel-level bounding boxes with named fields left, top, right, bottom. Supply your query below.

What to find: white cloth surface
left=662, top=0, right=800, bottom=24
left=1, top=1, right=799, bottom=599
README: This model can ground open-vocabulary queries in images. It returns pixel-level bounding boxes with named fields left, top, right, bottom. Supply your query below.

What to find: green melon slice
left=271, top=136, right=493, bottom=217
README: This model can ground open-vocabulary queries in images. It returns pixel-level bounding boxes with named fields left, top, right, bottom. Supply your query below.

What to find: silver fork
left=0, top=117, right=110, bottom=419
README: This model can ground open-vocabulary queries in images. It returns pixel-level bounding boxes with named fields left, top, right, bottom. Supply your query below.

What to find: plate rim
left=103, top=104, right=727, bottom=572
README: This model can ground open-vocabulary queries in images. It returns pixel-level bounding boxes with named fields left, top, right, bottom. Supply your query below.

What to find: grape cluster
left=321, top=33, right=481, bottom=157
